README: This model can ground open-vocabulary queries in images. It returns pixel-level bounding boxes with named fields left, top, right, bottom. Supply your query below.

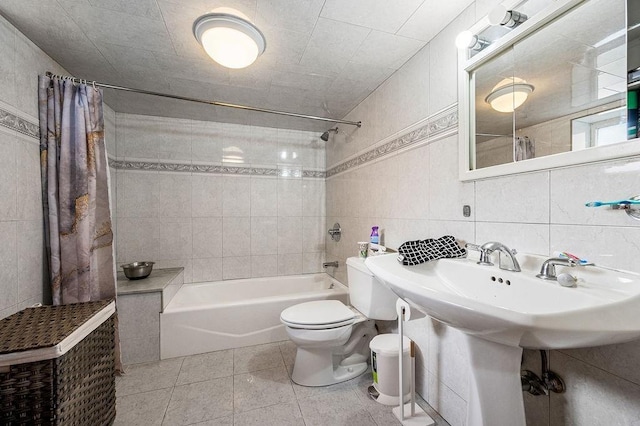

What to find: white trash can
left=369, top=334, right=412, bottom=406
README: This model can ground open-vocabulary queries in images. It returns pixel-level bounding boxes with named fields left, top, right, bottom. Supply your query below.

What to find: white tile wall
left=114, top=113, right=326, bottom=284
left=0, top=15, right=83, bottom=319
left=325, top=1, right=640, bottom=425
left=549, top=352, right=640, bottom=424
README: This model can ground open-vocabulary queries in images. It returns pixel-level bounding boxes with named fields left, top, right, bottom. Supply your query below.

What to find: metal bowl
left=121, top=261, right=155, bottom=280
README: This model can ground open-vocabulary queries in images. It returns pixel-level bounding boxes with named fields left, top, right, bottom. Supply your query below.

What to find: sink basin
left=365, top=252, right=640, bottom=349
left=365, top=252, right=640, bottom=426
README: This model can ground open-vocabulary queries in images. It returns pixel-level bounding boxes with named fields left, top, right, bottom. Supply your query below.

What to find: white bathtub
left=160, top=273, right=348, bottom=359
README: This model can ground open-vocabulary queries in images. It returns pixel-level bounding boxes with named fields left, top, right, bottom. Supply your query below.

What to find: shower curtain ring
left=92, top=81, right=97, bottom=91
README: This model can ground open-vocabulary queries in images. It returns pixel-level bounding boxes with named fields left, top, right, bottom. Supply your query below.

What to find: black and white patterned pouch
left=397, top=235, right=466, bottom=266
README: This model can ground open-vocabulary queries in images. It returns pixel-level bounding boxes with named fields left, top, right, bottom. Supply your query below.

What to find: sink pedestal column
left=465, top=335, right=525, bottom=426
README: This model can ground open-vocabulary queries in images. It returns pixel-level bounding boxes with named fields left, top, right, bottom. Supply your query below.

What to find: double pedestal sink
left=365, top=251, right=640, bottom=426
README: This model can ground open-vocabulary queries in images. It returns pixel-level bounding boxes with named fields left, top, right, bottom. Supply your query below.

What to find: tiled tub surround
left=117, top=267, right=184, bottom=365
left=323, top=1, right=640, bottom=424
left=113, top=113, right=327, bottom=284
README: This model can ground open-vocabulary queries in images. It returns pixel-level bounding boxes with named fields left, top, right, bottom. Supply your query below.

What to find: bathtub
left=160, top=273, right=348, bottom=359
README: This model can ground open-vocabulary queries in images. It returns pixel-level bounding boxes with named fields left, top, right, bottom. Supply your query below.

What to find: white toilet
left=280, top=257, right=398, bottom=386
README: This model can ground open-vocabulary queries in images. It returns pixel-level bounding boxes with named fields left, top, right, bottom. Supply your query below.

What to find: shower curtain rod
left=45, top=72, right=362, bottom=128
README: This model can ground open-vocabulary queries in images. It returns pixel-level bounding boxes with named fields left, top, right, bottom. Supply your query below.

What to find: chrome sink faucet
left=536, top=258, right=576, bottom=280
left=466, top=241, right=521, bottom=272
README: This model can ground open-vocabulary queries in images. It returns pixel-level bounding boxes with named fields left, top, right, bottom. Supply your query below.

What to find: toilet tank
left=346, top=257, right=398, bottom=320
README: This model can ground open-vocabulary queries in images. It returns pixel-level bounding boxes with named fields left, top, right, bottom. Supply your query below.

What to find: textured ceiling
left=0, top=0, right=474, bottom=131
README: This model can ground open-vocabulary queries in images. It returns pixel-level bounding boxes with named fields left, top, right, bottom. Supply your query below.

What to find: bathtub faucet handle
left=323, top=261, right=339, bottom=268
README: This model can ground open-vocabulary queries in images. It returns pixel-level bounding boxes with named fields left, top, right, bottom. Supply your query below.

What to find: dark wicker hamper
left=0, top=300, right=116, bottom=425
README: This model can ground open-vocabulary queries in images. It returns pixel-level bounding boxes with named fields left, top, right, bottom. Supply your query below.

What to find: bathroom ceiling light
left=488, top=5, right=528, bottom=28
left=455, top=30, right=491, bottom=51
left=193, top=9, right=266, bottom=69
left=485, top=78, right=535, bottom=113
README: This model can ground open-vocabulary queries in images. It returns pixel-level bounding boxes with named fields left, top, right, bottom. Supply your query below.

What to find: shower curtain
left=38, top=75, right=122, bottom=372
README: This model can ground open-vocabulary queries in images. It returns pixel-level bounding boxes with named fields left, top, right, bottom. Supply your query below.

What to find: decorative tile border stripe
left=0, top=107, right=39, bottom=139
left=326, top=104, right=458, bottom=178
left=109, top=159, right=326, bottom=178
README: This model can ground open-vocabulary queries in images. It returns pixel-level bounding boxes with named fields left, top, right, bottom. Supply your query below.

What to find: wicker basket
left=0, top=300, right=116, bottom=425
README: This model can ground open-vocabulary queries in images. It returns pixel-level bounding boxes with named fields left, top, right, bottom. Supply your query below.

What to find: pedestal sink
left=365, top=253, right=640, bottom=426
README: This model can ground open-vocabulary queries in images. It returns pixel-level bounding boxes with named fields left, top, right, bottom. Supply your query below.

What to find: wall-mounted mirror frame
left=458, top=0, right=639, bottom=181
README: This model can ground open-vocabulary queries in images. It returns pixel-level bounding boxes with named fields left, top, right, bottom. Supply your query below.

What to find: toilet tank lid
left=346, top=257, right=373, bottom=276
left=280, top=300, right=354, bottom=325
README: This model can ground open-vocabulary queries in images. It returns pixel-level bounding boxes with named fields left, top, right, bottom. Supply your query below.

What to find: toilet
left=280, top=256, right=398, bottom=386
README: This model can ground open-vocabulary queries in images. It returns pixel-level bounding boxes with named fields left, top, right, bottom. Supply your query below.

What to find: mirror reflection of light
left=485, top=77, right=534, bottom=113
left=223, top=145, right=245, bottom=163
left=279, top=167, right=302, bottom=178
left=279, top=151, right=298, bottom=160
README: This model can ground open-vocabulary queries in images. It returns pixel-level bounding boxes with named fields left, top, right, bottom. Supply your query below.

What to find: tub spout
left=323, top=261, right=339, bottom=268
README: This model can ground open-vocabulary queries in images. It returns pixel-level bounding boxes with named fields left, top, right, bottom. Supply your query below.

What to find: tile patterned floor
left=115, top=341, right=451, bottom=426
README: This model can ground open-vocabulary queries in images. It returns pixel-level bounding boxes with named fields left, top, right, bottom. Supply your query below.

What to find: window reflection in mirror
left=471, top=0, right=626, bottom=170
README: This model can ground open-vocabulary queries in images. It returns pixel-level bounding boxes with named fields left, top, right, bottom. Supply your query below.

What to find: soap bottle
left=370, top=226, right=379, bottom=245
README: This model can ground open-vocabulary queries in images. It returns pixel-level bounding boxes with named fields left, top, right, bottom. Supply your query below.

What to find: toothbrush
left=558, top=252, right=593, bottom=266
left=585, top=200, right=640, bottom=207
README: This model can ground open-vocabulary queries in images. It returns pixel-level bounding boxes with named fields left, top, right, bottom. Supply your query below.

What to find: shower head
left=320, top=127, right=338, bottom=141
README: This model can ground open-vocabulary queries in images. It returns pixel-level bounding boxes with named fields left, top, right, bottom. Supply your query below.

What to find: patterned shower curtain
left=38, top=75, right=122, bottom=372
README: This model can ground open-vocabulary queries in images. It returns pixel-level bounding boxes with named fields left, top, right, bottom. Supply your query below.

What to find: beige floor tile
left=297, top=388, right=377, bottom=426
left=191, top=416, right=234, bottom=425
left=278, top=340, right=297, bottom=371
left=116, top=357, right=184, bottom=397
left=176, top=349, right=234, bottom=385
left=234, top=366, right=297, bottom=413
left=163, top=377, right=233, bottom=425
left=233, top=402, right=304, bottom=425
left=234, top=342, right=285, bottom=374
left=114, top=388, right=172, bottom=426
left=113, top=343, right=446, bottom=426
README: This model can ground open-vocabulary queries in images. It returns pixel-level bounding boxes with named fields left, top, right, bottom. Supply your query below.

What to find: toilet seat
left=281, top=300, right=356, bottom=330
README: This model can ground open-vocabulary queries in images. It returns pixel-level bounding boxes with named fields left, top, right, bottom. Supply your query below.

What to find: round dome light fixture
left=193, top=9, right=266, bottom=69
left=485, top=77, right=534, bottom=113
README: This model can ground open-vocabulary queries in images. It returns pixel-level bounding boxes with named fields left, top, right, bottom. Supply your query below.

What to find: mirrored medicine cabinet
left=458, top=0, right=640, bottom=181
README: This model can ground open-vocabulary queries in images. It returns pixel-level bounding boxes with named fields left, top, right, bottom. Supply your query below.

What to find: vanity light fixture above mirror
left=455, top=5, right=528, bottom=53
left=455, top=31, right=491, bottom=51
left=488, top=5, right=528, bottom=28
